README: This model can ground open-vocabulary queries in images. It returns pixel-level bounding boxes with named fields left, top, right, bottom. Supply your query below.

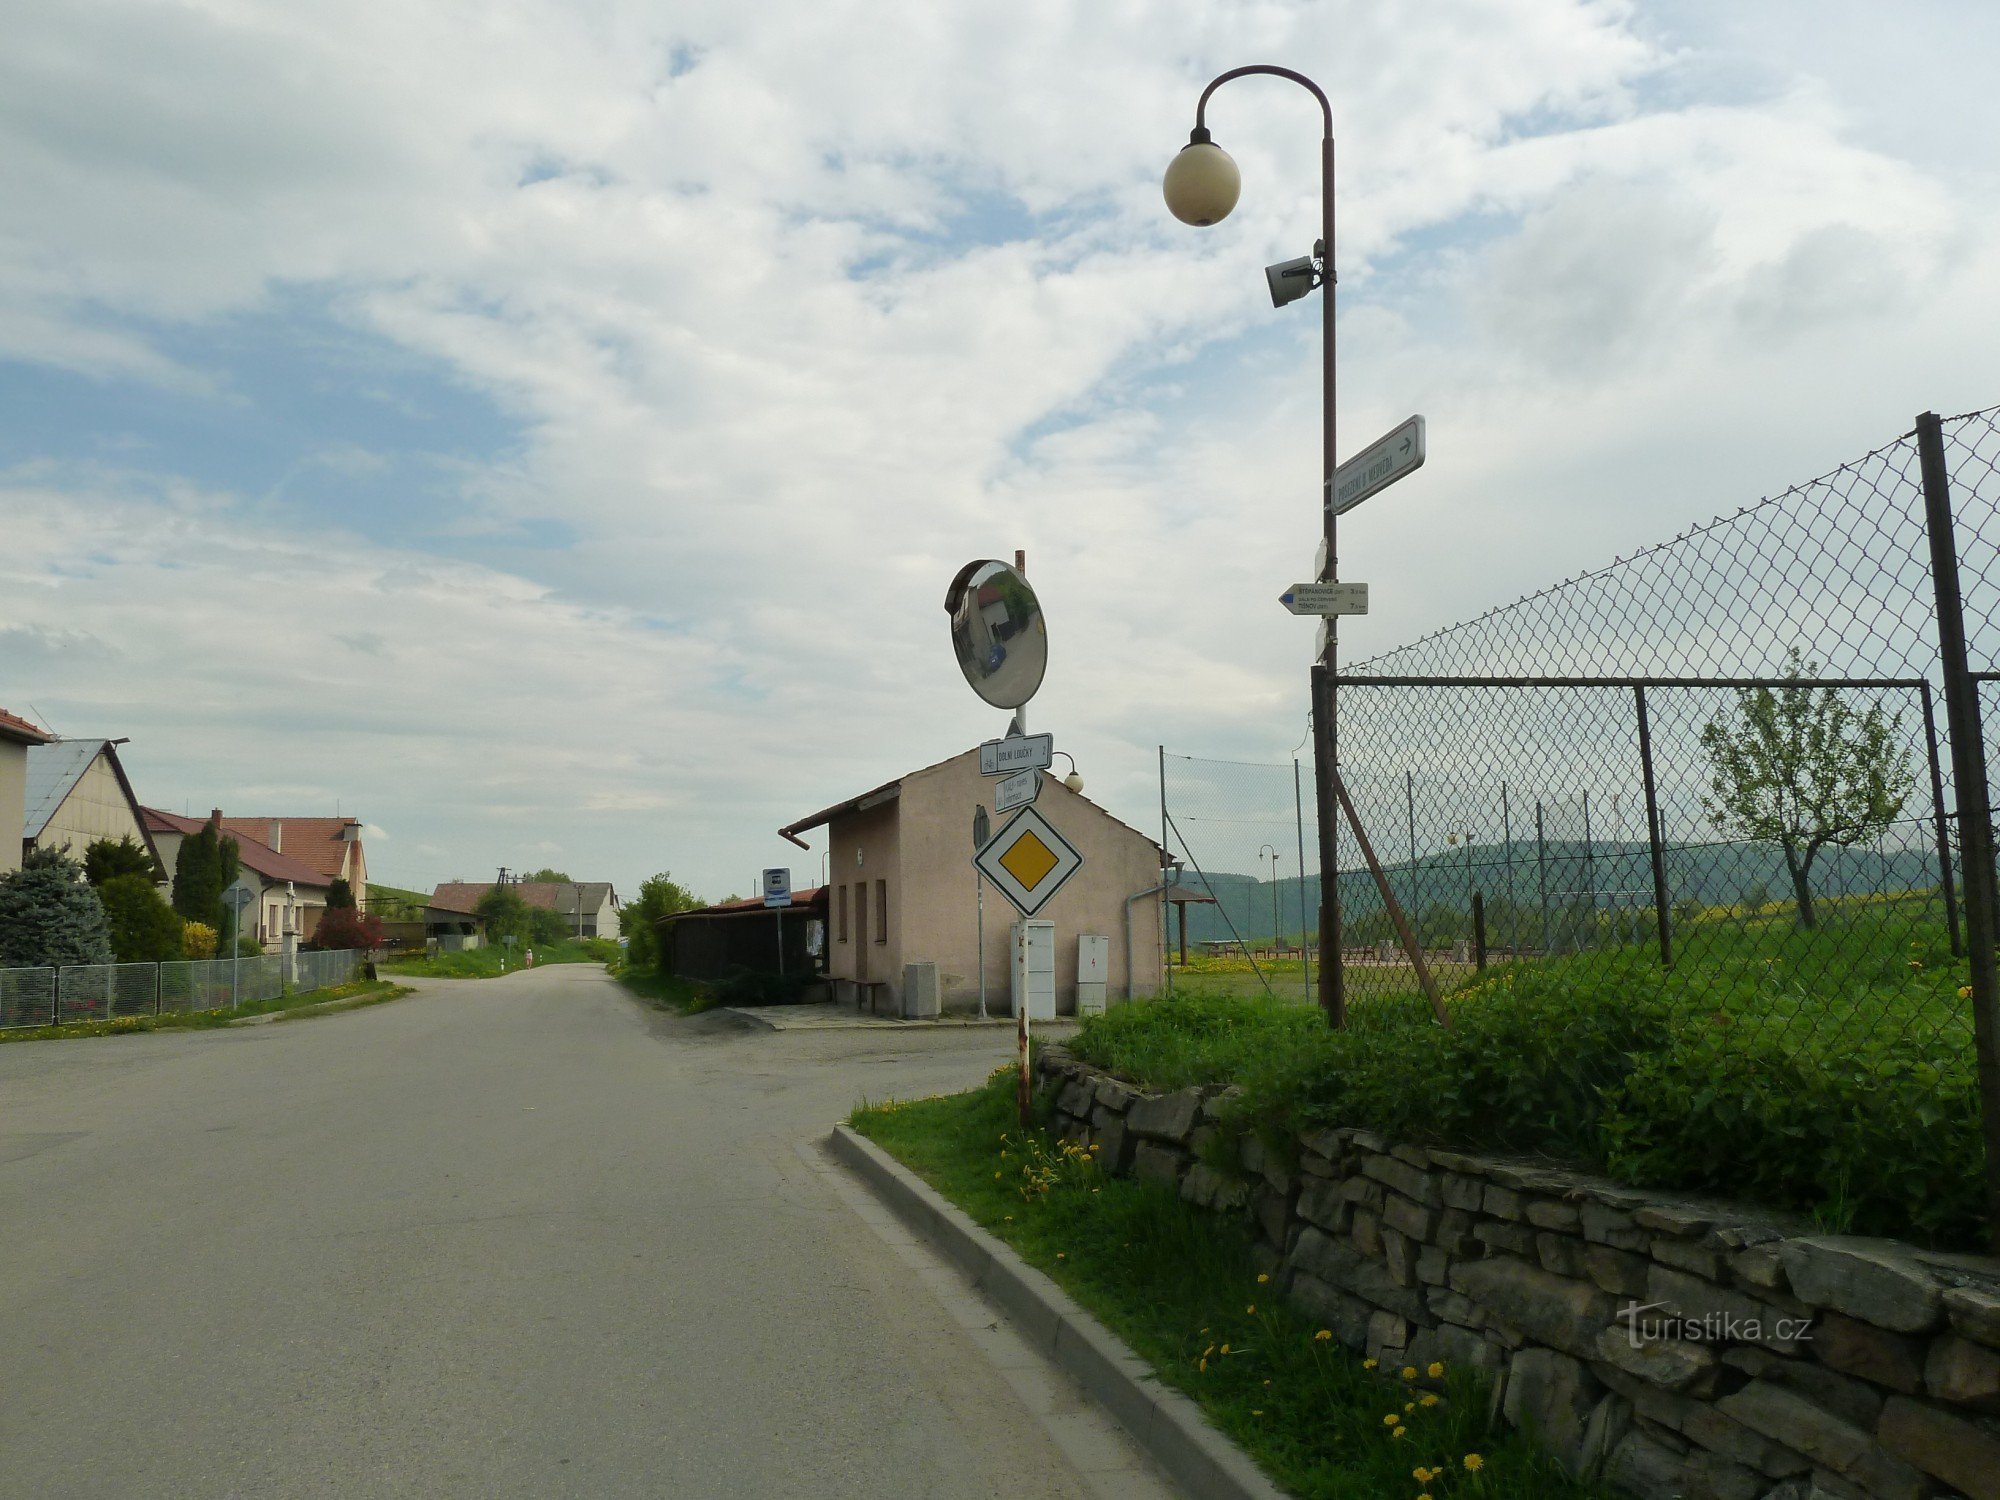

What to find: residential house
left=22, top=738, right=164, bottom=872
left=424, top=880, right=621, bottom=948
left=779, top=747, right=1167, bottom=1015
left=142, top=808, right=332, bottom=948
left=215, top=816, right=368, bottom=908
left=0, top=709, right=52, bottom=877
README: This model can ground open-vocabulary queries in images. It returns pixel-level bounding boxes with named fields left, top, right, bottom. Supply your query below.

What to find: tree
left=619, top=872, right=703, bottom=971
left=84, top=835, right=164, bottom=887
left=96, top=873, right=185, bottom=963
left=522, top=868, right=572, bottom=884
left=1699, top=654, right=1916, bottom=929
left=526, top=906, right=570, bottom=948
left=172, top=816, right=241, bottom=935
left=311, top=907, right=384, bottom=952
left=0, top=846, right=115, bottom=967
left=326, top=878, right=356, bottom=910
left=474, top=885, right=531, bottom=947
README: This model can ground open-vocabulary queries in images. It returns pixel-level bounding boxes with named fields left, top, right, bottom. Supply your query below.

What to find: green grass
left=615, top=967, right=717, bottom=1014
left=852, top=1071, right=1600, bottom=1500
left=1073, top=908, right=1988, bottom=1248
left=382, top=937, right=619, bottom=979
left=0, top=980, right=410, bottom=1043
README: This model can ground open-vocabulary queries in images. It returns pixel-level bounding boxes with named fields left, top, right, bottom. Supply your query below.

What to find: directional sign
left=1280, top=582, right=1369, bottom=616
left=995, top=767, right=1041, bottom=813
left=762, top=867, right=792, bottom=908
left=974, top=806, right=1084, bottom=918
left=980, top=732, right=1053, bottom=777
left=1326, top=415, right=1426, bottom=515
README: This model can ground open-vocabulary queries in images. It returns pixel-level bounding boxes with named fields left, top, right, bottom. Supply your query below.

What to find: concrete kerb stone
left=826, top=1125, right=1290, bottom=1500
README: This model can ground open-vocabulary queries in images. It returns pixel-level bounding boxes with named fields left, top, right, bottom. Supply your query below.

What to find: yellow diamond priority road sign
left=974, top=806, right=1083, bottom=918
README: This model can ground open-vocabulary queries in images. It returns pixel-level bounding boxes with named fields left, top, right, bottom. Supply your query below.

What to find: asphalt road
left=0, top=967, right=1168, bottom=1499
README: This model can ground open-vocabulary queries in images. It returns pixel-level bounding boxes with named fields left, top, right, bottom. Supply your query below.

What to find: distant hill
left=1167, top=838, right=1948, bottom=948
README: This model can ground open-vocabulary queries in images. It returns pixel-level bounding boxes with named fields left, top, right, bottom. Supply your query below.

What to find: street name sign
left=762, top=867, right=791, bottom=908
left=1280, top=582, right=1369, bottom=616
left=974, top=806, right=1083, bottom=918
left=980, top=732, right=1053, bottom=777
left=994, top=767, right=1041, bottom=813
left=1326, top=415, right=1425, bottom=515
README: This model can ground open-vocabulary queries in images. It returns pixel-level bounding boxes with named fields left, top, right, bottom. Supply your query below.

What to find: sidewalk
left=719, top=1001, right=1082, bottom=1034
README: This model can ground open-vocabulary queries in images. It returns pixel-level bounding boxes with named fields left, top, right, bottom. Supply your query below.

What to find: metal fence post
left=1919, top=680, right=1965, bottom=958
left=1535, top=801, right=1549, bottom=953
left=1917, top=409, right=2000, bottom=1248
left=1633, top=685, right=1675, bottom=967
left=1294, top=757, right=1311, bottom=1001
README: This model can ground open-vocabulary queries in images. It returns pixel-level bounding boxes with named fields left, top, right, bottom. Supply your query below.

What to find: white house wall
left=35, top=754, right=151, bottom=860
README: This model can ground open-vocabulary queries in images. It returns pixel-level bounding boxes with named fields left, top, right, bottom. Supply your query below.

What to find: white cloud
left=2, top=0, right=1998, bottom=897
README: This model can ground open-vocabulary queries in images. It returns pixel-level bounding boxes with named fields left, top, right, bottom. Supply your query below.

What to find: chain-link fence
left=0, top=951, right=365, bottom=1029
left=1164, top=406, right=2000, bottom=1223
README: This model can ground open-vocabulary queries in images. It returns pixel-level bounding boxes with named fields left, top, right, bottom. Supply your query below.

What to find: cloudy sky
left=4, top=0, right=1998, bottom=903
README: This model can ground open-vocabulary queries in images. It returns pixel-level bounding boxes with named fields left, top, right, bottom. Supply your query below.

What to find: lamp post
left=1259, top=843, right=1281, bottom=956
left=1050, top=751, right=1085, bottom=793
left=1165, top=65, right=1342, bottom=1025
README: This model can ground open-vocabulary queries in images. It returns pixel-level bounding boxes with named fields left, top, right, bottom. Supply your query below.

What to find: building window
left=837, top=884, right=849, bottom=943
left=875, top=879, right=887, bottom=943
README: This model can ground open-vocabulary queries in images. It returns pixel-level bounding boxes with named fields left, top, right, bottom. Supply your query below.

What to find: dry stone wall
left=1036, top=1046, right=2000, bottom=1500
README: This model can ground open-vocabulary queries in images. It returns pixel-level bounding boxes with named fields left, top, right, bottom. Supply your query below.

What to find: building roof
left=1164, top=885, right=1218, bottom=905
left=23, top=738, right=164, bottom=866
left=778, top=745, right=1166, bottom=857
left=215, top=816, right=363, bottom=884
left=0, top=708, right=52, bottom=747
left=141, top=807, right=329, bottom=889
left=660, top=887, right=829, bottom=924
left=426, top=881, right=619, bottom=918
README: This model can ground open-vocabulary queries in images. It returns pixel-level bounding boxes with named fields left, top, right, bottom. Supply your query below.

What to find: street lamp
left=1051, top=750, right=1085, bottom=794
left=1165, top=65, right=1342, bottom=1025
left=1258, top=843, right=1281, bottom=956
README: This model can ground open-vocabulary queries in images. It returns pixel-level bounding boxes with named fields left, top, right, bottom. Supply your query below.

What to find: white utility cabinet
left=1076, top=934, right=1109, bottom=1016
left=1011, top=920, right=1056, bottom=1020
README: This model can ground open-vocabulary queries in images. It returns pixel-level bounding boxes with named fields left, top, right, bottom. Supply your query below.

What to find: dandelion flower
left=1199, top=1358, right=1208, bottom=1372
left=1383, top=1414, right=1398, bottom=1426
left=1392, top=1425, right=1406, bottom=1439
left=1256, top=1273, right=1270, bottom=1284
left=1362, top=1357, right=1377, bottom=1369
left=1404, top=1402, right=1415, bottom=1414
left=1315, top=1330, right=1333, bottom=1342
left=1463, top=1453, right=1484, bottom=1472
left=1427, top=1361, right=1445, bottom=1378
left=1420, top=1393, right=1440, bottom=1407
left=1401, top=1367, right=1418, bottom=1380
left=1221, top=1344, right=1230, bottom=1355
left=1246, top=1304, right=1257, bottom=1315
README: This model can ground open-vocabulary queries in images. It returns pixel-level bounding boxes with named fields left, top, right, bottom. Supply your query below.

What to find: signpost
left=1325, top=415, right=1425, bottom=515
left=973, top=808, right=991, bottom=1019
left=980, top=733, right=1053, bottom=777
left=1279, top=582, right=1368, bottom=616
left=762, top=867, right=791, bottom=976
left=224, top=879, right=257, bottom=1009
left=994, top=767, right=1041, bottom=813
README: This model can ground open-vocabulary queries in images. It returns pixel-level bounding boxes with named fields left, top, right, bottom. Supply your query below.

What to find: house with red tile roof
left=214, top=816, right=368, bottom=908
left=142, top=808, right=333, bottom=948
left=0, top=709, right=53, bottom=877
left=425, top=880, right=620, bottom=946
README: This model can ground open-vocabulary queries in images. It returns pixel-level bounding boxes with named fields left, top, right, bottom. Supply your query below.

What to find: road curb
left=826, top=1124, right=1290, bottom=1500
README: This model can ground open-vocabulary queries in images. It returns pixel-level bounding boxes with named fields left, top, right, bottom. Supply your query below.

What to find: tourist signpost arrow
left=1280, top=582, right=1369, bottom=616
left=1326, top=415, right=1425, bottom=515
left=994, top=766, right=1041, bottom=813
left=980, top=732, right=1053, bottom=777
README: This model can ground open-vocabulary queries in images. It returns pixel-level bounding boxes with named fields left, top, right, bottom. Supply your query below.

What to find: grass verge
left=0, top=980, right=411, bottom=1043
left=382, top=937, right=619, bottom=979
left=615, top=967, right=717, bottom=1014
left=851, top=1070, right=1600, bottom=1500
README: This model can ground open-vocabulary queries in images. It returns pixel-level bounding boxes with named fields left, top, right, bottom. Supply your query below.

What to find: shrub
left=709, top=965, right=811, bottom=1007
left=96, top=873, right=185, bottom=964
left=181, top=921, right=218, bottom=960
left=526, top=906, right=570, bottom=948
left=310, top=907, right=385, bottom=952
left=0, top=847, right=116, bottom=967
left=84, top=835, right=164, bottom=887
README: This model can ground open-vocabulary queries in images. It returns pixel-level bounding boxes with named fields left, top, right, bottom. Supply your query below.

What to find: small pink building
left=780, top=746, right=1168, bottom=1015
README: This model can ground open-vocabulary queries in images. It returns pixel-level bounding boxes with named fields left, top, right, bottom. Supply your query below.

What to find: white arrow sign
left=994, top=767, right=1041, bottom=813
left=980, top=733, right=1053, bottom=777
left=1326, top=415, right=1425, bottom=515
left=1280, top=582, right=1369, bottom=616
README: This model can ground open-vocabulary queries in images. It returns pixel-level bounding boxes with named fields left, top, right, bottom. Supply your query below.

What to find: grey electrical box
left=902, top=961, right=940, bottom=1019
left=1076, top=934, right=1109, bottom=1016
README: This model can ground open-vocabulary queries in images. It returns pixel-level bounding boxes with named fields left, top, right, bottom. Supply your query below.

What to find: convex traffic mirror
left=944, top=559, right=1047, bottom=710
